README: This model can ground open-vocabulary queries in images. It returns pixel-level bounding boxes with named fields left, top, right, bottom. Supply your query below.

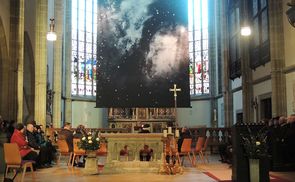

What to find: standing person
left=59, top=122, right=74, bottom=152
left=73, top=125, right=87, bottom=139
left=10, top=123, right=39, bottom=169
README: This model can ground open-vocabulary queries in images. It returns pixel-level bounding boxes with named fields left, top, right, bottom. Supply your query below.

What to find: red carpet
left=203, top=172, right=293, bottom=182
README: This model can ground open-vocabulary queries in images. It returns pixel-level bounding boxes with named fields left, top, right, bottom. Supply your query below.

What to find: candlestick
left=175, top=129, right=179, bottom=138
left=163, top=129, right=167, bottom=137
left=168, top=127, right=172, bottom=134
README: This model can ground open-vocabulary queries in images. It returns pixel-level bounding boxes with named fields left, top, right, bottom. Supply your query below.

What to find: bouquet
left=78, top=131, right=101, bottom=151
left=240, top=125, right=268, bottom=159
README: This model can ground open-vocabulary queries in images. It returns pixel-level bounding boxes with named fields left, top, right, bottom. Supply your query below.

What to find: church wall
left=0, top=0, right=10, bottom=51
left=217, top=97, right=224, bottom=127
left=252, top=63, right=271, bottom=80
left=282, top=1, right=295, bottom=115
left=177, top=100, right=211, bottom=127
left=71, top=101, right=108, bottom=128
left=253, top=79, right=272, bottom=121
left=283, top=1, right=295, bottom=68
left=286, top=73, right=295, bottom=115
left=24, top=0, right=36, bottom=54
left=232, top=90, right=242, bottom=124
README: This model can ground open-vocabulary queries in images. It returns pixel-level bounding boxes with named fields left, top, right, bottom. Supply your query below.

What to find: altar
left=101, top=133, right=163, bottom=174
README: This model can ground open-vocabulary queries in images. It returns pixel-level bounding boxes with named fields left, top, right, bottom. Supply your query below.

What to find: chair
left=192, top=137, right=205, bottom=165
left=202, top=137, right=210, bottom=163
left=179, top=138, right=194, bottom=166
left=3, top=143, right=34, bottom=182
left=96, top=142, right=107, bottom=156
left=56, top=139, right=72, bottom=166
left=72, top=138, right=86, bottom=166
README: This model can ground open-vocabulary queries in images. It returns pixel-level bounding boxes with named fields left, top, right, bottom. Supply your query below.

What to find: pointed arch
left=0, top=16, right=9, bottom=119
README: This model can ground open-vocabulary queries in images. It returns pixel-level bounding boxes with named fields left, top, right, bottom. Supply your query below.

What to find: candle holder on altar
left=159, top=127, right=183, bottom=175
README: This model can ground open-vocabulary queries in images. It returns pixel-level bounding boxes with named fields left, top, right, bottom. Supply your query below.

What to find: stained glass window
left=71, top=0, right=97, bottom=96
left=188, top=0, right=209, bottom=95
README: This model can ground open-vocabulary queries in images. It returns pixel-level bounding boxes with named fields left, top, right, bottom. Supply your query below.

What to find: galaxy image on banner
left=96, top=0, right=190, bottom=108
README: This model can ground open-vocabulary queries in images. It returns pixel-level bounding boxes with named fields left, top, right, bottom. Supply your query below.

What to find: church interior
left=0, top=0, right=295, bottom=181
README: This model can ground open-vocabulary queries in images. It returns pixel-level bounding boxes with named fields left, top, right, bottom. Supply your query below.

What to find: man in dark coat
left=59, top=122, right=74, bottom=152
left=26, top=123, right=51, bottom=167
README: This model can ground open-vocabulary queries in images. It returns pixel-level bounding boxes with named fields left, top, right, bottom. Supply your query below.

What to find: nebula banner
left=96, top=0, right=190, bottom=108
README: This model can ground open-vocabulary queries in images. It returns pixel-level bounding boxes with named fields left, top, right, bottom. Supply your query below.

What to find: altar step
left=102, top=160, right=162, bottom=174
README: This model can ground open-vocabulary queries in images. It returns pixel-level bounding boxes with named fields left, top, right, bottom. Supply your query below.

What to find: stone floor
left=2, top=155, right=295, bottom=182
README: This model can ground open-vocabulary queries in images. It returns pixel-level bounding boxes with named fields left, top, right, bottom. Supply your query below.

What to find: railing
left=46, top=127, right=130, bottom=142
left=188, top=127, right=232, bottom=153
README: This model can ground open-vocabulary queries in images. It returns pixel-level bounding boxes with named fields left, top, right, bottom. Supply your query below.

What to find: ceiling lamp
left=47, top=18, right=57, bottom=41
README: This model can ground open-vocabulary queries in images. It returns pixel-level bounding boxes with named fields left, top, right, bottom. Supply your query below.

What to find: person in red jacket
left=10, top=123, right=38, bottom=168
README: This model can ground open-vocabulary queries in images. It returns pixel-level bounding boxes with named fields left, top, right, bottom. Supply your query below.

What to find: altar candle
left=163, top=130, right=167, bottom=137
left=168, top=127, right=172, bottom=134
left=175, top=129, right=180, bottom=137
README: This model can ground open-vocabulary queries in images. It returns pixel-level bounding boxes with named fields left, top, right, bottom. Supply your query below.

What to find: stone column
left=208, top=0, right=217, bottom=127
left=52, top=0, right=64, bottom=128
left=64, top=0, right=72, bottom=123
left=34, top=0, right=48, bottom=127
left=240, top=0, right=254, bottom=123
left=9, top=0, right=25, bottom=123
left=220, top=1, right=233, bottom=127
left=268, top=0, right=287, bottom=117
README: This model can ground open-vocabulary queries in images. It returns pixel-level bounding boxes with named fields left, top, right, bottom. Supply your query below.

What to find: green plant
left=78, top=131, right=101, bottom=151
left=240, top=125, right=268, bottom=159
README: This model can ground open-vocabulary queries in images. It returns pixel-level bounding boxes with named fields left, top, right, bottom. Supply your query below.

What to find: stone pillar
left=9, top=0, right=25, bottom=123
left=64, top=0, right=72, bottom=123
left=52, top=0, right=64, bottom=128
left=268, top=0, right=287, bottom=117
left=220, top=1, right=233, bottom=127
left=240, top=0, right=254, bottom=123
left=34, top=0, right=48, bottom=127
left=208, top=0, right=217, bottom=127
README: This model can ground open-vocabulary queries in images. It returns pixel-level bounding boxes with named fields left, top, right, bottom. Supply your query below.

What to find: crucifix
left=169, top=84, right=181, bottom=128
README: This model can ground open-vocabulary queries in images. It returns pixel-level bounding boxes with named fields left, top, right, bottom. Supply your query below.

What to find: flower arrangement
left=240, top=125, right=268, bottom=159
left=78, top=131, right=101, bottom=151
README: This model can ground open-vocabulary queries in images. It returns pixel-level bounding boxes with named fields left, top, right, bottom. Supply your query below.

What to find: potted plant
left=240, top=125, right=269, bottom=182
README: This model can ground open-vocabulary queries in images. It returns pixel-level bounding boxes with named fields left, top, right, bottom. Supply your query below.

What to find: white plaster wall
left=72, top=101, right=108, bottom=128
left=177, top=100, right=211, bottom=127
left=286, top=72, right=295, bottom=115
left=252, top=63, right=271, bottom=80
left=0, top=0, right=10, bottom=50
left=232, top=90, right=242, bottom=124
left=217, top=97, right=224, bottom=127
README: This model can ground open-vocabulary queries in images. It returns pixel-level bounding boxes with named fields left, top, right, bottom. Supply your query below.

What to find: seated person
left=120, top=145, right=129, bottom=156
left=218, top=135, right=232, bottom=164
left=73, top=125, right=87, bottom=139
left=26, top=123, right=52, bottom=167
left=140, top=144, right=153, bottom=161
left=10, top=123, right=39, bottom=169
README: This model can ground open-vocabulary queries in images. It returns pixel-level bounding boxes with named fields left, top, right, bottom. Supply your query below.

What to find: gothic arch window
left=228, top=0, right=241, bottom=80
left=71, top=0, right=97, bottom=96
left=249, top=0, right=270, bottom=69
left=188, top=0, right=210, bottom=95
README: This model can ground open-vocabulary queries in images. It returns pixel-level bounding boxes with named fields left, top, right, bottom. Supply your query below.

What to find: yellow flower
left=256, top=141, right=261, bottom=146
left=82, top=137, right=86, bottom=141
left=96, top=138, right=100, bottom=141
left=88, top=140, right=93, bottom=144
left=88, top=136, right=92, bottom=140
